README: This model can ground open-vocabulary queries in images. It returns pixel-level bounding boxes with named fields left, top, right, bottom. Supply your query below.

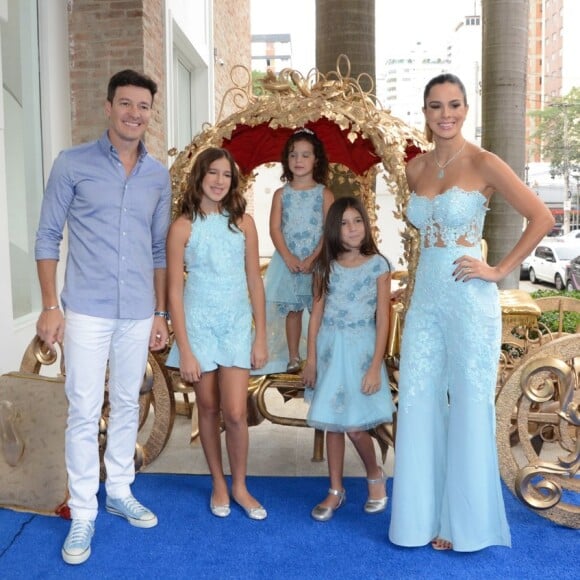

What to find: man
left=35, top=69, right=171, bottom=565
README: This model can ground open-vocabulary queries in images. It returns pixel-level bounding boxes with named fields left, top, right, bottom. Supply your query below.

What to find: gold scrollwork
left=515, top=463, right=568, bottom=510
left=496, top=335, right=580, bottom=528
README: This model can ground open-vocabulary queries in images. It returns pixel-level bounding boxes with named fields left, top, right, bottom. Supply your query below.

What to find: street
left=519, top=278, right=556, bottom=293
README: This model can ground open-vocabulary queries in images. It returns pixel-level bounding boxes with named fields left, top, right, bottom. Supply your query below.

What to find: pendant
left=437, top=168, right=444, bottom=179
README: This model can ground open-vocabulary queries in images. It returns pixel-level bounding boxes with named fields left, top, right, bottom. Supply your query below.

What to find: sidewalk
left=141, top=387, right=394, bottom=478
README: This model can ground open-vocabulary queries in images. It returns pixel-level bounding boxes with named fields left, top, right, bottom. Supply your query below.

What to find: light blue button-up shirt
left=35, top=131, right=171, bottom=320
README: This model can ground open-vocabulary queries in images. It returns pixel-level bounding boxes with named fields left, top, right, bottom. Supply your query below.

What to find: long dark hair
left=313, top=196, right=384, bottom=299
left=423, top=73, right=468, bottom=143
left=180, top=147, right=246, bottom=230
left=280, top=128, right=329, bottom=185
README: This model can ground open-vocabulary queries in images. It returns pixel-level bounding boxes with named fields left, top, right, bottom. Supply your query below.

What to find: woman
left=388, top=73, right=554, bottom=552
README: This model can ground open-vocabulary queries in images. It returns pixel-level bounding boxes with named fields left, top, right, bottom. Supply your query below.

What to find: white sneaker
left=61, top=519, right=94, bottom=565
left=106, top=495, right=158, bottom=528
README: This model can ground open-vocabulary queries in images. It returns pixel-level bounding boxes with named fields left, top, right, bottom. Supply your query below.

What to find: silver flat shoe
left=234, top=499, right=267, bottom=520
left=364, top=467, right=388, bottom=514
left=311, top=488, right=346, bottom=521
left=210, top=502, right=231, bottom=518
left=364, top=496, right=388, bottom=514
left=286, top=357, right=302, bottom=373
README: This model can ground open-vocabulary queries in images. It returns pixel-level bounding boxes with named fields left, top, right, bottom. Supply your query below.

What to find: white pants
left=63, top=310, right=153, bottom=520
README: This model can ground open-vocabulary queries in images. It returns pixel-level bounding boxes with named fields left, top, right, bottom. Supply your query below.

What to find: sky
left=250, top=0, right=480, bottom=75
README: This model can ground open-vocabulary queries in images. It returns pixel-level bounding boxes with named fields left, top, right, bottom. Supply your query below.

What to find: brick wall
left=212, top=0, right=251, bottom=121
left=212, top=0, right=253, bottom=211
left=67, top=0, right=167, bottom=162
left=142, top=0, right=166, bottom=160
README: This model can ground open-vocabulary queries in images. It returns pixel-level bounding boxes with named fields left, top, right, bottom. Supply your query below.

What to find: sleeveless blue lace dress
left=166, top=212, right=252, bottom=372
left=389, top=188, right=511, bottom=551
left=306, top=255, right=395, bottom=431
left=253, top=183, right=325, bottom=375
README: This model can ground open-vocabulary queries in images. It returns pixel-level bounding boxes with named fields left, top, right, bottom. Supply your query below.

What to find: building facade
left=0, top=0, right=250, bottom=374
left=379, top=9, right=481, bottom=145
left=526, top=0, right=580, bottom=228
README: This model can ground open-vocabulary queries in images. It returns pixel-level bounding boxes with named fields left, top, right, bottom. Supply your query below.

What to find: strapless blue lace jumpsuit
left=389, top=188, right=511, bottom=551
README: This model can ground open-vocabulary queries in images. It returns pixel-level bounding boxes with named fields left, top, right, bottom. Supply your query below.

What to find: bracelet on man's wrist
left=154, top=310, right=169, bottom=320
left=43, top=305, right=60, bottom=312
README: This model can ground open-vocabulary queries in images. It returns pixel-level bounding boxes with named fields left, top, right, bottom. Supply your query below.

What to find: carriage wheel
left=495, top=334, right=580, bottom=528
left=19, top=336, right=176, bottom=479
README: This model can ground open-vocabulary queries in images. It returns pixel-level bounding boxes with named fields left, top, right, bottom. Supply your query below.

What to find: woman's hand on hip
left=453, top=256, right=503, bottom=283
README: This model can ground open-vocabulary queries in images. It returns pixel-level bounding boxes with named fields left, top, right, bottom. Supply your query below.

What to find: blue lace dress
left=306, top=255, right=395, bottom=432
left=166, top=212, right=252, bottom=372
left=388, top=188, right=511, bottom=551
left=253, top=183, right=325, bottom=375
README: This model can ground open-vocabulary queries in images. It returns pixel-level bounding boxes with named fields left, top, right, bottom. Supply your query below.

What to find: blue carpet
left=0, top=474, right=578, bottom=579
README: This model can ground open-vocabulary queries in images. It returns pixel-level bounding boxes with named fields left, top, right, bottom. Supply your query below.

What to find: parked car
left=527, top=242, right=579, bottom=290
left=565, top=255, right=580, bottom=291
left=556, top=229, right=580, bottom=243
left=547, top=223, right=563, bottom=237
left=520, top=252, right=532, bottom=280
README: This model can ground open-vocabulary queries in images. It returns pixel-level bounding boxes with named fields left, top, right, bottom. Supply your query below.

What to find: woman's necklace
left=433, top=139, right=467, bottom=179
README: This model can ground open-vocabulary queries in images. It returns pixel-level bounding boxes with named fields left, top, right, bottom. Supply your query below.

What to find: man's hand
left=36, top=309, right=65, bottom=353
left=150, top=317, right=169, bottom=351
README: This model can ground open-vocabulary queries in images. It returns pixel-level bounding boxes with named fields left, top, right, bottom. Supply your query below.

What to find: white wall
left=165, top=0, right=213, bottom=158
left=249, top=165, right=407, bottom=271
left=168, top=0, right=210, bottom=47
left=0, top=0, right=70, bottom=374
left=375, top=174, right=406, bottom=270
left=250, top=165, right=279, bottom=258
left=0, top=0, right=13, bottom=368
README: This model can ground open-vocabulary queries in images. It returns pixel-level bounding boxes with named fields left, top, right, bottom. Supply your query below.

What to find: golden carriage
left=8, top=59, right=579, bottom=527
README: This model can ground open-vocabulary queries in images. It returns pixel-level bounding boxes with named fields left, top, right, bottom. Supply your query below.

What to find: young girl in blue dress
left=166, top=147, right=269, bottom=520
left=302, top=196, right=395, bottom=521
left=257, top=128, right=334, bottom=374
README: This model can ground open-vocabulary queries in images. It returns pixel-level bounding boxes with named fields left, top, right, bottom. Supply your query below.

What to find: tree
left=315, top=0, right=375, bottom=199
left=315, top=0, right=375, bottom=82
left=531, top=88, right=580, bottom=233
left=252, top=70, right=266, bottom=96
left=530, top=88, right=580, bottom=178
left=481, top=0, right=529, bottom=290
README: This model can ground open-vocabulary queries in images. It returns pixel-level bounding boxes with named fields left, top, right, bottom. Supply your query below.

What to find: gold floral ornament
left=168, top=55, right=428, bottom=291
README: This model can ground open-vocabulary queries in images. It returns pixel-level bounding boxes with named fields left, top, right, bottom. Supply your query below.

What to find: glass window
left=1, top=0, right=43, bottom=318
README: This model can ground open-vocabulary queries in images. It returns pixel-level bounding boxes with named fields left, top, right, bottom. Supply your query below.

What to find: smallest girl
left=257, top=128, right=334, bottom=374
left=302, top=196, right=395, bottom=521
